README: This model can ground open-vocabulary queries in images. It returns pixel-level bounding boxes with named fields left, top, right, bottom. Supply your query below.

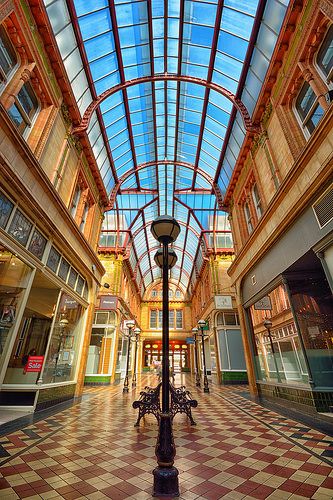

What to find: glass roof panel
left=46, top=0, right=288, bottom=295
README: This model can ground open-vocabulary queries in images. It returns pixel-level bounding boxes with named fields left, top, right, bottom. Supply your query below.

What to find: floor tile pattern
left=0, top=377, right=332, bottom=499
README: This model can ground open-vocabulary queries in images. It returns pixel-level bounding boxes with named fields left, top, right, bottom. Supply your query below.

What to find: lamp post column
left=192, top=327, right=201, bottom=387
left=151, top=215, right=180, bottom=498
left=123, top=321, right=134, bottom=393
left=198, top=320, right=209, bottom=393
left=132, top=328, right=140, bottom=387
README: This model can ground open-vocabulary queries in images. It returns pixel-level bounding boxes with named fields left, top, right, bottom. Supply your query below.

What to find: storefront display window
left=0, top=192, right=14, bottom=229
left=86, top=311, right=116, bottom=375
left=287, top=269, right=333, bottom=388
left=46, top=246, right=61, bottom=273
left=8, top=210, right=33, bottom=246
left=249, top=284, right=309, bottom=385
left=0, top=246, right=32, bottom=373
left=3, top=270, right=60, bottom=384
left=42, top=293, right=85, bottom=384
left=27, top=229, right=47, bottom=260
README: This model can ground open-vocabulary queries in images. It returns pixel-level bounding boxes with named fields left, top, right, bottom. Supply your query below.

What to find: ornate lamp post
left=151, top=215, right=180, bottom=497
left=123, top=320, right=135, bottom=393
left=191, top=327, right=201, bottom=387
left=198, top=319, right=210, bottom=393
left=263, top=318, right=282, bottom=383
left=132, top=327, right=140, bottom=387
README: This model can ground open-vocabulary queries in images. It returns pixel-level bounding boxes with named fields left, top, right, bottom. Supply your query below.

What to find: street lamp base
left=203, top=387, right=210, bottom=393
left=132, top=382, right=136, bottom=387
left=153, top=466, right=179, bottom=497
left=123, top=386, right=129, bottom=393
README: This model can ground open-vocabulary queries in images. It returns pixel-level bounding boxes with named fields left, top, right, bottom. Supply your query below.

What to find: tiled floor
left=0, top=375, right=332, bottom=499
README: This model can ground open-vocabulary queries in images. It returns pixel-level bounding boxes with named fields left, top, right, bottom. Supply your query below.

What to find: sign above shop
left=254, top=296, right=272, bottom=310
left=99, top=295, right=118, bottom=310
left=24, top=356, right=44, bottom=373
left=215, top=295, right=232, bottom=309
left=186, top=337, right=195, bottom=344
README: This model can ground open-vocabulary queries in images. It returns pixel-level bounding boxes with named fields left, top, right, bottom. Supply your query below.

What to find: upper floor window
left=149, top=309, right=183, bottom=329
left=295, top=82, right=324, bottom=135
left=8, top=82, right=39, bottom=134
left=0, top=26, right=17, bottom=82
left=243, top=201, right=253, bottom=234
left=70, top=185, right=82, bottom=217
left=79, top=200, right=90, bottom=232
left=317, top=24, right=333, bottom=83
left=176, top=310, right=183, bottom=329
left=252, top=184, right=263, bottom=219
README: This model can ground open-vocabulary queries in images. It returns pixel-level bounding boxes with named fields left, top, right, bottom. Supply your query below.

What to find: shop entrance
left=143, top=340, right=189, bottom=372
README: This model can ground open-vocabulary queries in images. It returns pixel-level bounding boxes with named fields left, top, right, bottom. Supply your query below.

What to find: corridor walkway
left=0, top=376, right=332, bottom=500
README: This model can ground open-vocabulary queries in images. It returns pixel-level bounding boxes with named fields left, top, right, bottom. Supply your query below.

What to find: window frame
left=294, top=80, right=325, bottom=137
left=316, top=23, right=333, bottom=85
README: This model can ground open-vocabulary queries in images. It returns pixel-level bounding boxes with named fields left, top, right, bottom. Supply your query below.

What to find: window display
left=3, top=271, right=60, bottom=384
left=249, top=284, right=309, bottom=385
left=86, top=311, right=116, bottom=375
left=0, top=246, right=32, bottom=373
left=42, top=293, right=85, bottom=384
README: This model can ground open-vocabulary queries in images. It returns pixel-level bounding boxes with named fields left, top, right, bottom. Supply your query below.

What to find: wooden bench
left=170, top=384, right=198, bottom=425
left=132, top=383, right=161, bottom=426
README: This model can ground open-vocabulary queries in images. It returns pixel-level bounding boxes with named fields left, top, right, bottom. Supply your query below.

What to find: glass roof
left=44, top=0, right=289, bottom=296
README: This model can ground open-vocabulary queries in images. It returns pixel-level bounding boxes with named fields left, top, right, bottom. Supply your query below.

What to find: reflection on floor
left=0, top=374, right=332, bottom=499
left=0, top=410, right=32, bottom=427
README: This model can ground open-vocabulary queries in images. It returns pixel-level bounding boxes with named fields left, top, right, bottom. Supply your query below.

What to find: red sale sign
left=25, top=356, right=44, bottom=373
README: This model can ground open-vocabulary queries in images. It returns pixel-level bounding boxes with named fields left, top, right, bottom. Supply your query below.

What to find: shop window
left=42, top=293, right=84, bottom=384
left=8, top=209, right=33, bottom=246
left=175, top=290, right=181, bottom=299
left=243, top=201, right=253, bottom=234
left=46, top=246, right=61, bottom=273
left=249, top=283, right=309, bottom=386
left=94, top=311, right=116, bottom=325
left=217, top=312, right=239, bottom=326
left=27, top=228, right=47, bottom=260
left=3, top=269, right=60, bottom=385
left=151, top=290, right=157, bottom=298
left=68, top=268, right=78, bottom=289
left=295, top=82, right=324, bottom=135
left=0, top=246, right=32, bottom=374
left=317, top=24, right=333, bottom=83
left=0, top=191, right=14, bottom=229
left=58, top=258, right=70, bottom=281
left=8, top=82, right=39, bottom=135
left=0, top=26, right=17, bottom=83
left=76, top=275, right=85, bottom=295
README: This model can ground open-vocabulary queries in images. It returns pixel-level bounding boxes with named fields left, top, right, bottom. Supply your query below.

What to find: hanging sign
left=214, top=295, right=232, bottom=309
left=99, top=295, right=118, bottom=310
left=24, top=356, right=44, bottom=373
left=186, top=337, right=195, bottom=344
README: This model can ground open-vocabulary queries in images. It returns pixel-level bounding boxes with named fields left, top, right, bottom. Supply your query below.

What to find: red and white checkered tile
left=0, top=377, right=332, bottom=499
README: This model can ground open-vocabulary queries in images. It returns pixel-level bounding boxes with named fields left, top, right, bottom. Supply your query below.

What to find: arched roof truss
left=44, top=0, right=289, bottom=295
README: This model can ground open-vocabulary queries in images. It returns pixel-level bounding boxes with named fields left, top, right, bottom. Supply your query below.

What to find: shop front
left=143, top=340, right=189, bottom=373
left=84, top=303, right=117, bottom=385
left=241, top=198, right=333, bottom=411
left=0, top=189, right=91, bottom=410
